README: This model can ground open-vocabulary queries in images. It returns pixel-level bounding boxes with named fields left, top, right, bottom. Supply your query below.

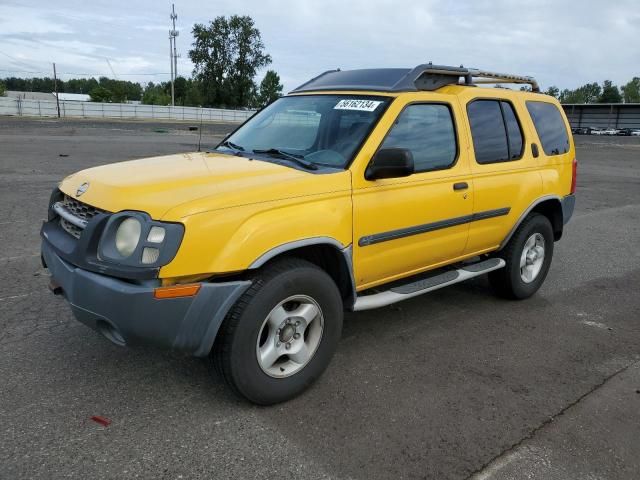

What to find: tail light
left=570, top=157, right=577, bottom=194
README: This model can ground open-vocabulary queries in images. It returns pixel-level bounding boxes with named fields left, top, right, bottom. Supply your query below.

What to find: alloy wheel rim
left=256, top=295, right=324, bottom=378
left=520, top=233, right=545, bottom=284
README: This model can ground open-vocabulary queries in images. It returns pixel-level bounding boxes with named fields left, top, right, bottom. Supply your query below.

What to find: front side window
left=217, top=95, right=390, bottom=169
left=380, top=103, right=457, bottom=172
left=526, top=101, right=570, bottom=156
left=467, top=99, right=524, bottom=164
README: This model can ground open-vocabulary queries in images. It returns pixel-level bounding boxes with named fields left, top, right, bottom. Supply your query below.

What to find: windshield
left=216, top=94, right=390, bottom=169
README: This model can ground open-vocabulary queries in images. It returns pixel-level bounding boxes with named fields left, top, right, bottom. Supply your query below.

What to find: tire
left=212, top=258, right=343, bottom=405
left=489, top=213, right=554, bottom=299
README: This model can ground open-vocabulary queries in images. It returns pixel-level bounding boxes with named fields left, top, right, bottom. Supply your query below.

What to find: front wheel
left=489, top=213, right=554, bottom=299
left=212, top=258, right=343, bottom=405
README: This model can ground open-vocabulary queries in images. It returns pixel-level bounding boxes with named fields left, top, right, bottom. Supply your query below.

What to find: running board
left=352, top=258, right=505, bottom=311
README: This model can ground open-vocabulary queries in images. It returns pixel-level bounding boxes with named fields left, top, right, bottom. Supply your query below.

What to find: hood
left=58, top=152, right=351, bottom=220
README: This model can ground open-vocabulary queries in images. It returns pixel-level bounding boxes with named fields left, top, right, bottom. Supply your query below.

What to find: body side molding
left=358, top=207, right=510, bottom=247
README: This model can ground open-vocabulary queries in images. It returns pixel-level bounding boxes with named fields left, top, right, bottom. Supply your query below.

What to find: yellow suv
left=41, top=64, right=576, bottom=404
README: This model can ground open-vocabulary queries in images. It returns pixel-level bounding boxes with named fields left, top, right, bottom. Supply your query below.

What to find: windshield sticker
left=334, top=99, right=383, bottom=112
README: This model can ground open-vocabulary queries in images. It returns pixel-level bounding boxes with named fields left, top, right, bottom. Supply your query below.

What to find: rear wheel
left=489, top=213, right=554, bottom=299
left=212, top=258, right=343, bottom=405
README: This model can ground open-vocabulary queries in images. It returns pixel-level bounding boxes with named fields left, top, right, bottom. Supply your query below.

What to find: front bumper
left=42, top=240, right=250, bottom=357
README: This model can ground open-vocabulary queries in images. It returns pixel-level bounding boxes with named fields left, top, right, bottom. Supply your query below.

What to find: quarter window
left=526, top=101, right=570, bottom=156
left=467, top=100, right=524, bottom=164
left=380, top=104, right=457, bottom=172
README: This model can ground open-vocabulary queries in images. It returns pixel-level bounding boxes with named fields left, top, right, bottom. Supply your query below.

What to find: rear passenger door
left=462, top=96, right=543, bottom=255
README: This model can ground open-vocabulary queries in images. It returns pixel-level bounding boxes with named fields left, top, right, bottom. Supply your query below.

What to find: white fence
left=0, top=96, right=254, bottom=123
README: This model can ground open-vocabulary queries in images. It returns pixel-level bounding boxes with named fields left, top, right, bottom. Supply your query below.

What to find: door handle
left=532, top=143, right=540, bottom=158
left=453, top=182, right=468, bottom=191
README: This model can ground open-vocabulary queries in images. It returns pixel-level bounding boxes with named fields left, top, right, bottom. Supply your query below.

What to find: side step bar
left=352, top=258, right=505, bottom=311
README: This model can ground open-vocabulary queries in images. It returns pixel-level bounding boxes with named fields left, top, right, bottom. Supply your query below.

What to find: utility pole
left=53, top=62, right=61, bottom=118
left=169, top=3, right=179, bottom=106
left=169, top=36, right=174, bottom=106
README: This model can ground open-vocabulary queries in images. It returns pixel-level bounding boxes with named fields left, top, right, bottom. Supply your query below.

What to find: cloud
left=1, top=0, right=639, bottom=91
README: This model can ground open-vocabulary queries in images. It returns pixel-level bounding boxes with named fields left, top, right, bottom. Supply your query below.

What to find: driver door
left=351, top=96, right=472, bottom=290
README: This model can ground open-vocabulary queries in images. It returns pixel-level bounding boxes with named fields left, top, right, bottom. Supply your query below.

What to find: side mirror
left=365, top=148, right=414, bottom=181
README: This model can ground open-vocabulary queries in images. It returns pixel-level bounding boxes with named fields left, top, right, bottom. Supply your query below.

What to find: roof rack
left=290, top=63, right=540, bottom=93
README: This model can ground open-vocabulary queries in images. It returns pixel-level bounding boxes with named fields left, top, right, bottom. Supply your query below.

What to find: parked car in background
left=617, top=128, right=636, bottom=136
left=632, top=129, right=640, bottom=136
left=603, top=128, right=619, bottom=136
left=590, top=128, right=605, bottom=135
left=573, top=127, right=589, bottom=135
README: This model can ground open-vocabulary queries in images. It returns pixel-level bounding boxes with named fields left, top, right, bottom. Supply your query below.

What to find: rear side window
left=526, top=101, right=570, bottom=156
left=467, top=100, right=524, bottom=164
left=381, top=103, right=457, bottom=172
left=502, top=102, right=524, bottom=159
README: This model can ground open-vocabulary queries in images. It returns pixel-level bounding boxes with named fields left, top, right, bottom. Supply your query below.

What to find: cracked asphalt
left=1, top=117, right=639, bottom=479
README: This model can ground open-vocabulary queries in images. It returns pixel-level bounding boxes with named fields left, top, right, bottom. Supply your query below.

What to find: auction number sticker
left=334, top=99, right=382, bottom=112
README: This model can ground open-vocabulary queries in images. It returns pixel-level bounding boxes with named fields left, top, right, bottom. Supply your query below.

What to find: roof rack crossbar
left=405, top=64, right=540, bottom=92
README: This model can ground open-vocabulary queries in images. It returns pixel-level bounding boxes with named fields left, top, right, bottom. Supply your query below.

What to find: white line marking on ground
left=0, top=254, right=39, bottom=262
left=470, top=448, right=525, bottom=480
left=581, top=320, right=610, bottom=330
left=0, top=293, right=31, bottom=301
left=0, top=220, right=29, bottom=225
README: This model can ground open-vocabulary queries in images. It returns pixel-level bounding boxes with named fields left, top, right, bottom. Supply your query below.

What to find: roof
left=54, top=92, right=91, bottom=102
left=291, top=64, right=540, bottom=94
left=5, top=90, right=56, bottom=101
left=562, top=103, right=640, bottom=107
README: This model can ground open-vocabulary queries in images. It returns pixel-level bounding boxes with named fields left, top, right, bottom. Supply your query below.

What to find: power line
left=0, top=68, right=173, bottom=77
left=0, top=50, right=43, bottom=71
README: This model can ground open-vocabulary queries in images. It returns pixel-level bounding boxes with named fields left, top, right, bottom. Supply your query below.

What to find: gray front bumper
left=42, top=241, right=250, bottom=357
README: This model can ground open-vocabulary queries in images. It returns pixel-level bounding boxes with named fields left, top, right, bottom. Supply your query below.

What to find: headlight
left=115, top=218, right=141, bottom=257
left=98, top=212, right=184, bottom=268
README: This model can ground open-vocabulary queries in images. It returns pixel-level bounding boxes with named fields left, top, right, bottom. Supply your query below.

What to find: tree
left=621, top=77, right=640, bottom=103
left=558, top=82, right=601, bottom=104
left=173, top=76, right=188, bottom=105
left=189, top=15, right=272, bottom=108
left=598, top=80, right=622, bottom=103
left=0, top=80, right=5, bottom=97
left=89, top=86, right=113, bottom=102
left=256, top=70, right=283, bottom=107
left=184, top=80, right=204, bottom=106
left=544, top=86, right=559, bottom=98
left=141, top=82, right=171, bottom=105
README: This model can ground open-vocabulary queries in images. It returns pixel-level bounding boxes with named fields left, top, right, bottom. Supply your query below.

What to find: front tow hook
left=48, top=279, right=63, bottom=295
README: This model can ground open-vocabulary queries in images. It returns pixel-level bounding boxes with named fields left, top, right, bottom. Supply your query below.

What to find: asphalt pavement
left=1, top=117, right=639, bottom=479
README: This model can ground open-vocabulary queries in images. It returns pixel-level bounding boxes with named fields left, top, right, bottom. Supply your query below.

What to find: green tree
left=559, top=82, right=601, bottom=104
left=0, top=80, right=5, bottom=96
left=189, top=15, right=272, bottom=108
left=173, top=76, right=188, bottom=105
left=89, top=85, right=113, bottom=102
left=621, top=77, right=640, bottom=103
left=598, top=80, right=622, bottom=103
left=184, top=80, right=204, bottom=106
left=544, top=86, right=560, bottom=98
left=256, top=70, right=283, bottom=107
left=142, top=82, right=171, bottom=105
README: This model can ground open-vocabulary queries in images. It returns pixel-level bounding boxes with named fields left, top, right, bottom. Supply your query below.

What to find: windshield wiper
left=217, top=140, right=246, bottom=152
left=252, top=148, right=318, bottom=171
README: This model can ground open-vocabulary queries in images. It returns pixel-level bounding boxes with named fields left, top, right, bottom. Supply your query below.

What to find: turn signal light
left=154, top=283, right=201, bottom=299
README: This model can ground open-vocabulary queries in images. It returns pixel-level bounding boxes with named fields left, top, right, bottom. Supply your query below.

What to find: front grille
left=58, top=195, right=107, bottom=239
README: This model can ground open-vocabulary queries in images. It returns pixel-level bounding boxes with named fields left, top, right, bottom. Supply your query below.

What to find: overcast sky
left=1, top=0, right=638, bottom=92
